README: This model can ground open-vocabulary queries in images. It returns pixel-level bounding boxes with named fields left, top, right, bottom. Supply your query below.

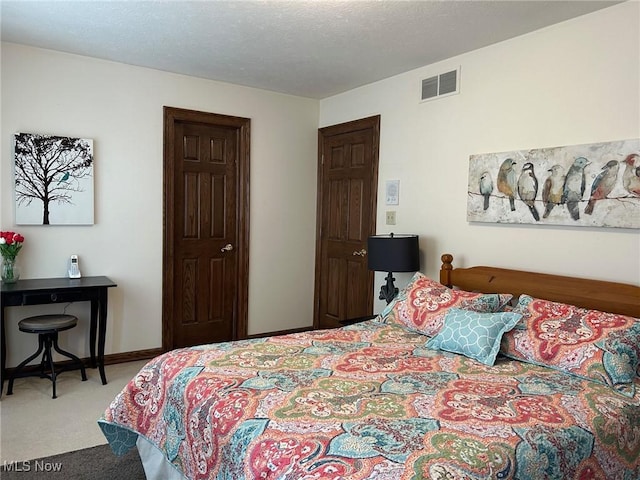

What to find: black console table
left=1, top=276, right=117, bottom=395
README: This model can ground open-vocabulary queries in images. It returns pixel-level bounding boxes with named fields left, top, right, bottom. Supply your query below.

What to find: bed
left=99, top=254, right=640, bottom=479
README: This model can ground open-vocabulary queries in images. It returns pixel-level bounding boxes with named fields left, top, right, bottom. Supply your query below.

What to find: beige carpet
left=0, top=360, right=148, bottom=463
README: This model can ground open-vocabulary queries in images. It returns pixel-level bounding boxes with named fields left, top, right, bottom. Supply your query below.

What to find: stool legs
left=7, top=332, right=87, bottom=399
left=52, top=332, right=87, bottom=381
left=43, top=335, right=58, bottom=399
left=7, top=336, right=45, bottom=395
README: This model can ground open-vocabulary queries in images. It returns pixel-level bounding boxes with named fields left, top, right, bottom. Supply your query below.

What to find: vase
left=1, top=257, right=20, bottom=284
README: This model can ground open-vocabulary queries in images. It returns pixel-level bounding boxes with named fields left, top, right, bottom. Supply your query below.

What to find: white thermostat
left=385, top=180, right=399, bottom=205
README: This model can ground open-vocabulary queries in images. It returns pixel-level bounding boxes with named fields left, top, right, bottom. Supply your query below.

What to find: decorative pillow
left=501, top=294, right=640, bottom=397
left=377, top=272, right=513, bottom=337
left=425, top=308, right=522, bottom=366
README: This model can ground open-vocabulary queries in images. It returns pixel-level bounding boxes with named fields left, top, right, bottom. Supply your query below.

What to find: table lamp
left=367, top=233, right=420, bottom=304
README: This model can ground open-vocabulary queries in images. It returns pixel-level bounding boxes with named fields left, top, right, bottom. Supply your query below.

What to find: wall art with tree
left=14, top=133, right=94, bottom=225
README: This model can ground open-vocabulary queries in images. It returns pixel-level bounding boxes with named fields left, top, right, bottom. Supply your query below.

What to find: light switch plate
left=386, top=211, right=396, bottom=225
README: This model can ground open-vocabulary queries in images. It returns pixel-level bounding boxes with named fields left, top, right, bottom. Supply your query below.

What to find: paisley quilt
left=99, top=321, right=640, bottom=479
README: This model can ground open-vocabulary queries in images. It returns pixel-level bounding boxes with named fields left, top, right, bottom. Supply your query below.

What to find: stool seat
left=7, top=313, right=86, bottom=399
left=19, top=314, right=78, bottom=333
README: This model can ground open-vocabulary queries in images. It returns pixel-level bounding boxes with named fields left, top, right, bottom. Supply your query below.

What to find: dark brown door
left=163, top=107, right=250, bottom=350
left=314, top=116, right=380, bottom=329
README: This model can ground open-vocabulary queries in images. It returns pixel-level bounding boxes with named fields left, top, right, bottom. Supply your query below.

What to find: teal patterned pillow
left=426, top=308, right=522, bottom=366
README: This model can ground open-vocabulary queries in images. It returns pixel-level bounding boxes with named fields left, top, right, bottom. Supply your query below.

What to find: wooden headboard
left=440, top=254, right=640, bottom=318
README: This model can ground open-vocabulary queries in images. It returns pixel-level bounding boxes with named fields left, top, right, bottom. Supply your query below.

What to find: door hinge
left=321, top=154, right=324, bottom=165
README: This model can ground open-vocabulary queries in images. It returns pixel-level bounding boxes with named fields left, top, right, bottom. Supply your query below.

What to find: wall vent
left=421, top=67, right=460, bottom=102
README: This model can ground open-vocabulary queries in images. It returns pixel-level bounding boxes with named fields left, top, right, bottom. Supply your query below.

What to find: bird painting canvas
left=467, top=138, right=640, bottom=229
left=14, top=132, right=94, bottom=225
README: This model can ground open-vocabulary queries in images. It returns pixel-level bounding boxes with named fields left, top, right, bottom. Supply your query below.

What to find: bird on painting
left=622, top=153, right=640, bottom=197
left=517, top=162, right=540, bottom=221
left=562, top=157, right=590, bottom=221
left=497, top=158, right=517, bottom=212
left=57, top=171, right=70, bottom=184
left=584, top=160, right=620, bottom=215
left=479, top=171, right=494, bottom=210
left=542, top=164, right=565, bottom=219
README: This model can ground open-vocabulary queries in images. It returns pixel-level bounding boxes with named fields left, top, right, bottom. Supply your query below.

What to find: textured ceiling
left=0, top=1, right=621, bottom=99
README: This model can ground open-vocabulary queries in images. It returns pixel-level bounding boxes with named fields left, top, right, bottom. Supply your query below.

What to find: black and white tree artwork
left=14, top=133, right=94, bottom=225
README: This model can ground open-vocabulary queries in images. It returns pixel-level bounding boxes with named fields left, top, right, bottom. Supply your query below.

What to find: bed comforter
left=99, top=321, right=640, bottom=479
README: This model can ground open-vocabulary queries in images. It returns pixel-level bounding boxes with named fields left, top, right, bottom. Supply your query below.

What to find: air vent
left=420, top=67, right=460, bottom=102
left=421, top=76, right=438, bottom=100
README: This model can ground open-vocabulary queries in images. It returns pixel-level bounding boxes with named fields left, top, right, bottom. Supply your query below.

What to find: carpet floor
left=0, top=443, right=145, bottom=480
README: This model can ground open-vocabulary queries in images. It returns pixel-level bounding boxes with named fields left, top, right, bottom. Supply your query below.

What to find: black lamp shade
left=367, top=234, right=419, bottom=273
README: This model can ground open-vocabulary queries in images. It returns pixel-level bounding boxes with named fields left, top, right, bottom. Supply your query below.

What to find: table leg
left=98, top=288, right=108, bottom=385
left=1, top=306, right=5, bottom=397
left=89, top=300, right=97, bottom=369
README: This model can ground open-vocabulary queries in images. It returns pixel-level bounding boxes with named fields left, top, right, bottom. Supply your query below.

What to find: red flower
left=0, top=230, right=25, bottom=260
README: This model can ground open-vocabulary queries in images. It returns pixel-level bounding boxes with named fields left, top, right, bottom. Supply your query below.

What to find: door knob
left=221, top=244, right=234, bottom=252
left=352, top=249, right=367, bottom=256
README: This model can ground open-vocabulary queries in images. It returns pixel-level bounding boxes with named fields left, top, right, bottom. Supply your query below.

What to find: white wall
left=1, top=44, right=319, bottom=366
left=2, top=2, right=639, bottom=367
left=320, top=2, right=640, bottom=313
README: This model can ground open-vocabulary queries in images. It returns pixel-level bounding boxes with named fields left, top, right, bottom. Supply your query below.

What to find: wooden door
left=163, top=107, right=250, bottom=350
left=314, top=116, right=380, bottom=329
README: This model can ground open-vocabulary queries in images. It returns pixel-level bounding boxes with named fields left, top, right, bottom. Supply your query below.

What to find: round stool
left=7, top=314, right=87, bottom=399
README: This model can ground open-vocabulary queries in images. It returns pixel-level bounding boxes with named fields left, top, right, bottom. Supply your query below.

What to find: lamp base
left=379, top=271, right=399, bottom=304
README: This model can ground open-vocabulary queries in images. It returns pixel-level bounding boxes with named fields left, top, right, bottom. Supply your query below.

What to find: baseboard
left=103, top=348, right=164, bottom=365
